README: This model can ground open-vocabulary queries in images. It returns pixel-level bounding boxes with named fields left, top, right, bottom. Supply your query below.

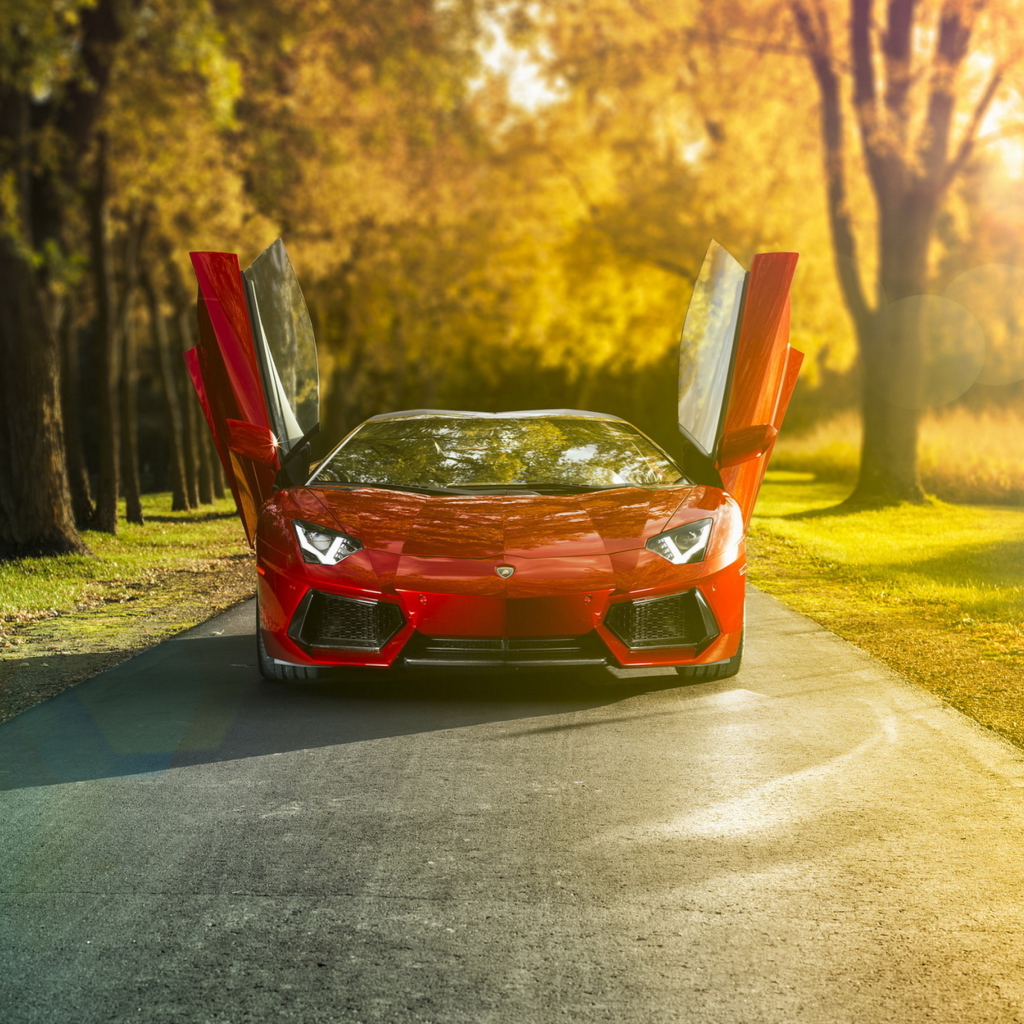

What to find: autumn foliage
left=2, top=0, right=1024, bottom=556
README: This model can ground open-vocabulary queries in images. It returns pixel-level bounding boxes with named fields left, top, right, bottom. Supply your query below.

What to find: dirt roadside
left=0, top=553, right=255, bottom=725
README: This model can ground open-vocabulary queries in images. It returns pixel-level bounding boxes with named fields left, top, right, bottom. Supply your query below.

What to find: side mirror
left=227, top=418, right=279, bottom=468
left=717, top=423, right=778, bottom=469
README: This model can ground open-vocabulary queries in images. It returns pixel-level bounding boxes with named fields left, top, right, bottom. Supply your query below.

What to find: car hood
left=300, top=486, right=721, bottom=559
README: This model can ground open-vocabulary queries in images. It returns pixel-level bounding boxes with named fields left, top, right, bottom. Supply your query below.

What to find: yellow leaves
left=0, top=170, right=21, bottom=236
left=0, top=0, right=85, bottom=95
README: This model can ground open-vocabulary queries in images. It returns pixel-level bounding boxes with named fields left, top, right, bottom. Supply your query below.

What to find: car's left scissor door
left=185, top=239, right=320, bottom=546
left=186, top=250, right=277, bottom=546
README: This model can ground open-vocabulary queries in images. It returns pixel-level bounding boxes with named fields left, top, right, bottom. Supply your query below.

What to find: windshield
left=310, top=416, right=688, bottom=493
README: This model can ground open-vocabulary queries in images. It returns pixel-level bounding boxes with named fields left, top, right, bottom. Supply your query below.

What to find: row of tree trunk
left=62, top=157, right=225, bottom=534
left=0, top=0, right=228, bottom=558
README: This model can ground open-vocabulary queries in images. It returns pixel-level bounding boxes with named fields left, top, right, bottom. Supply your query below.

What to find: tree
left=497, top=0, right=1024, bottom=498
left=85, top=131, right=121, bottom=532
left=787, top=0, right=1018, bottom=502
left=0, top=0, right=128, bottom=556
left=142, top=265, right=191, bottom=511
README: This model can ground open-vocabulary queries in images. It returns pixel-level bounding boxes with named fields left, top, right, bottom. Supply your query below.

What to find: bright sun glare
left=476, top=16, right=563, bottom=111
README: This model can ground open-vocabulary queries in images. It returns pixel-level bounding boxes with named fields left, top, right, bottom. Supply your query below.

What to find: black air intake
left=288, top=591, right=405, bottom=651
left=604, top=589, right=718, bottom=650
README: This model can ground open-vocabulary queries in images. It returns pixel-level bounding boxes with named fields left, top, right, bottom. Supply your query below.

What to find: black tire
left=674, top=632, right=743, bottom=681
left=256, top=599, right=322, bottom=682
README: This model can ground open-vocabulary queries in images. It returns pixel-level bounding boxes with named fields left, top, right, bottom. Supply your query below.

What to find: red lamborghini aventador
left=185, top=239, right=801, bottom=681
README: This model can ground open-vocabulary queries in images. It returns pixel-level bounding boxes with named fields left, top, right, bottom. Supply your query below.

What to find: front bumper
left=257, top=556, right=745, bottom=672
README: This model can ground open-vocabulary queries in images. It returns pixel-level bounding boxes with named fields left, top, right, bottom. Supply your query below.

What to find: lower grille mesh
left=604, top=590, right=717, bottom=650
left=404, top=633, right=607, bottom=667
left=424, top=637, right=504, bottom=652
left=422, top=636, right=588, bottom=654
left=291, top=592, right=405, bottom=651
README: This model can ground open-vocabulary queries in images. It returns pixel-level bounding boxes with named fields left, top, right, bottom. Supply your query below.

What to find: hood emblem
left=495, top=565, right=515, bottom=578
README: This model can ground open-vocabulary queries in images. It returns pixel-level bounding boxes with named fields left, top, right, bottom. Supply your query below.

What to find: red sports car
left=185, top=240, right=801, bottom=681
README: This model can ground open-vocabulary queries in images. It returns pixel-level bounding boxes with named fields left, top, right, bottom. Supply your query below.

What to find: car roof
left=363, top=409, right=627, bottom=423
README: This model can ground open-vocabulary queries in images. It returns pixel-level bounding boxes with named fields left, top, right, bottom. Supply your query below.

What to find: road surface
left=2, top=588, right=1024, bottom=1023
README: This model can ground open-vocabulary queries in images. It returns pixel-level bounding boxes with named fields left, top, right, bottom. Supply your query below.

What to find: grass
left=749, top=472, right=1024, bottom=748
left=0, top=494, right=254, bottom=723
left=773, top=406, right=1024, bottom=504
left=0, top=494, right=249, bottom=624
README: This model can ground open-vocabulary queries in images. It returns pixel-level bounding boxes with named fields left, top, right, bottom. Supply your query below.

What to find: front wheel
left=674, top=632, right=743, bottom=681
left=256, top=597, right=321, bottom=682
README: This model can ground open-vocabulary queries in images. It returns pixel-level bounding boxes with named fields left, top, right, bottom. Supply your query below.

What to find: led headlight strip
left=293, top=519, right=362, bottom=565
left=645, top=517, right=713, bottom=565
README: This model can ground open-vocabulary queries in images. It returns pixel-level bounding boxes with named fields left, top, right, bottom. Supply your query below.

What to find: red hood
left=298, top=485, right=721, bottom=558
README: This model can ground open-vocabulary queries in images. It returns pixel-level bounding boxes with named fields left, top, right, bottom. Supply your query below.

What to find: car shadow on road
left=0, top=631, right=690, bottom=792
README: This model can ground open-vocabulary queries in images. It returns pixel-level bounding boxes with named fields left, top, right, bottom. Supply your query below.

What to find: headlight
left=293, top=519, right=362, bottom=565
left=646, top=518, right=713, bottom=564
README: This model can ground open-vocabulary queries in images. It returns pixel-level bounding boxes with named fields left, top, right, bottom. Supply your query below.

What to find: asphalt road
left=2, top=588, right=1024, bottom=1024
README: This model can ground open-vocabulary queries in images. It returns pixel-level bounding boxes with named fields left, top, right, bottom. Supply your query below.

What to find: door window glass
left=677, top=241, right=747, bottom=457
left=243, top=239, right=319, bottom=452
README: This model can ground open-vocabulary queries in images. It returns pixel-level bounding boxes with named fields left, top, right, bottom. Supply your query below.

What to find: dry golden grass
left=773, top=406, right=1024, bottom=504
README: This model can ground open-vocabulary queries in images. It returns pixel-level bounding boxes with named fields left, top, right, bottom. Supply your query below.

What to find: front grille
left=604, top=589, right=718, bottom=650
left=403, top=632, right=607, bottom=667
left=424, top=637, right=504, bottom=652
left=288, top=591, right=405, bottom=651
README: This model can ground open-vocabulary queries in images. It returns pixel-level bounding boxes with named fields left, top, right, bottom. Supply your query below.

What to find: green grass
left=752, top=471, right=1024, bottom=626
left=0, top=494, right=248, bottom=623
left=750, top=471, right=1024, bottom=747
left=0, top=493, right=255, bottom=724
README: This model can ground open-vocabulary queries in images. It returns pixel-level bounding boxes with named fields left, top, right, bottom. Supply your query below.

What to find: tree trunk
left=0, top=0, right=126, bottom=556
left=850, top=335, right=927, bottom=504
left=119, top=306, right=144, bottom=524
left=143, top=271, right=191, bottom=511
left=173, top=305, right=201, bottom=508
left=0, top=82, right=85, bottom=558
left=0, top=236, right=90, bottom=558
left=789, top=0, right=990, bottom=507
left=196, top=410, right=215, bottom=505
left=847, top=197, right=933, bottom=505
left=181, top=379, right=201, bottom=508
left=182, top=376, right=201, bottom=507
left=856, top=397, right=921, bottom=496
left=58, top=298, right=96, bottom=527
left=210, top=434, right=226, bottom=501
left=85, top=135, right=120, bottom=534
left=118, top=214, right=146, bottom=524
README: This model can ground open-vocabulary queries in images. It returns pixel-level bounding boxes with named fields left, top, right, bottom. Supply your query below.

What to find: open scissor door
left=716, top=252, right=800, bottom=525
left=677, top=241, right=801, bottom=525
left=185, top=239, right=320, bottom=545
left=676, top=241, right=748, bottom=467
left=242, top=239, right=320, bottom=460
